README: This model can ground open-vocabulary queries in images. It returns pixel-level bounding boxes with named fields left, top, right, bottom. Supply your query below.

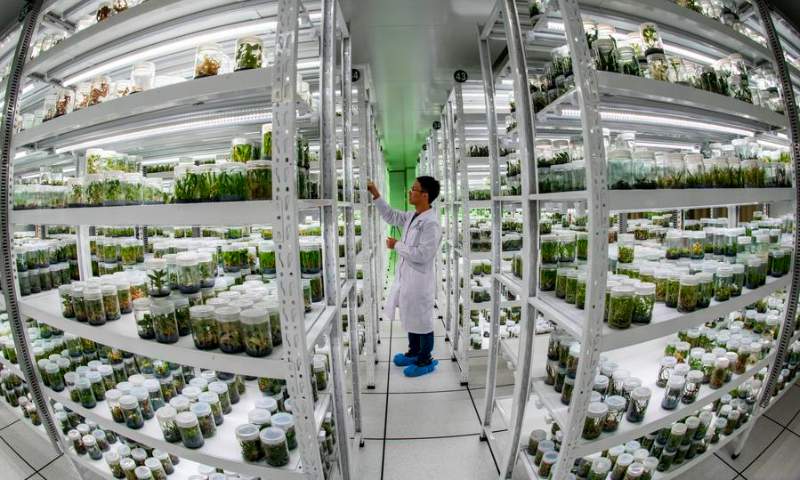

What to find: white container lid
left=236, top=423, right=261, bottom=441
left=259, top=426, right=286, bottom=446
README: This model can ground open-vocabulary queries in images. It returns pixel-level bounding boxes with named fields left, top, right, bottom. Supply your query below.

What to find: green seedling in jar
left=261, top=427, right=290, bottom=467
left=152, top=308, right=179, bottom=344
left=237, top=424, right=264, bottom=461
left=218, top=165, right=247, bottom=201
left=617, top=243, right=634, bottom=263
left=235, top=38, right=263, bottom=70
left=231, top=141, right=253, bottom=163
left=665, top=275, right=680, bottom=308
left=190, top=306, right=219, bottom=350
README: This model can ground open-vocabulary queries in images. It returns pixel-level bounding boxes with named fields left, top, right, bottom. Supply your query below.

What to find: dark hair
left=416, top=176, right=440, bottom=203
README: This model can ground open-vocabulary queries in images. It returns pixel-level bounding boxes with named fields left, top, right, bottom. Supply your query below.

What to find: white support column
left=550, top=1, right=610, bottom=478
left=271, top=0, right=324, bottom=476
left=454, top=84, right=471, bottom=385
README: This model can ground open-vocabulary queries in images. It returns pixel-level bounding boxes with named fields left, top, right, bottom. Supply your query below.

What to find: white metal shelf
left=11, top=199, right=333, bottom=226
left=19, top=290, right=336, bottom=379
left=533, top=338, right=775, bottom=457
left=24, top=0, right=277, bottom=80
left=536, top=71, right=787, bottom=134
left=494, top=272, right=522, bottom=296
left=577, top=0, right=772, bottom=67
left=15, top=67, right=275, bottom=149
left=43, top=380, right=329, bottom=479
left=531, top=274, right=791, bottom=352
left=531, top=188, right=796, bottom=211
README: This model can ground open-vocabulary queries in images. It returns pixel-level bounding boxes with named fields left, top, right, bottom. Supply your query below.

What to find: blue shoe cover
left=403, top=360, right=439, bottom=377
left=393, top=353, right=418, bottom=367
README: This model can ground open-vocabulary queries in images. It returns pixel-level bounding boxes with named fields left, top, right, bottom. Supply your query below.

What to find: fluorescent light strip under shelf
left=54, top=109, right=272, bottom=154
left=559, top=108, right=754, bottom=137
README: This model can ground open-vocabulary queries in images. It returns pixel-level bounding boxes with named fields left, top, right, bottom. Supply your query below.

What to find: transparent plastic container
left=235, top=36, right=263, bottom=71
left=131, top=62, right=155, bottom=92
left=194, top=43, right=225, bottom=79
left=189, top=305, right=219, bottom=350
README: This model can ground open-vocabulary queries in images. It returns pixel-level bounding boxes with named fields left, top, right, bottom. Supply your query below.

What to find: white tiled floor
left=2, top=311, right=800, bottom=479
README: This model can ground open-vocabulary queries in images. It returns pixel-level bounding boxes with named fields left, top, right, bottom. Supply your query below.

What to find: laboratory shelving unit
left=0, top=0, right=372, bottom=479
left=475, top=1, right=800, bottom=479
left=431, top=78, right=523, bottom=385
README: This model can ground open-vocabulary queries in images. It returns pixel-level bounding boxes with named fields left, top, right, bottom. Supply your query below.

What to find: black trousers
left=407, top=331, right=434, bottom=365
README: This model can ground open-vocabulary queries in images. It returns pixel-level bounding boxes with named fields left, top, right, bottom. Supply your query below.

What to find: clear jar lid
left=84, top=287, right=102, bottom=300
left=150, top=301, right=175, bottom=315
left=586, top=402, right=608, bottom=418
left=119, top=394, right=138, bottom=409
left=156, top=405, right=177, bottom=421
left=667, top=375, right=686, bottom=389
left=679, top=275, right=698, bottom=286
left=189, top=305, right=215, bottom=319
left=215, top=306, right=241, bottom=323
left=175, top=411, right=198, bottom=428
left=145, top=258, right=167, bottom=270
left=610, top=285, right=634, bottom=297
left=190, top=401, right=211, bottom=417
left=255, top=397, right=278, bottom=413
left=231, top=137, right=250, bottom=146
left=594, top=374, right=609, bottom=388
left=248, top=408, right=271, bottom=426
left=631, top=386, right=651, bottom=401
left=271, top=412, right=294, bottom=429
left=715, top=357, right=730, bottom=368
left=670, top=423, right=687, bottom=435
left=236, top=423, right=261, bottom=441
left=260, top=426, right=286, bottom=446
left=208, top=381, right=228, bottom=395
left=605, top=395, right=626, bottom=410
left=635, top=282, right=655, bottom=295
left=592, top=457, right=612, bottom=473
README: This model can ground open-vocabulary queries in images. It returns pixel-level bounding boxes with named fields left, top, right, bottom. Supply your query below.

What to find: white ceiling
left=343, top=0, right=494, bottom=168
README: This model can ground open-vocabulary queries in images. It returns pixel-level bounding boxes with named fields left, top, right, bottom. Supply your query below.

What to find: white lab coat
left=376, top=197, right=442, bottom=334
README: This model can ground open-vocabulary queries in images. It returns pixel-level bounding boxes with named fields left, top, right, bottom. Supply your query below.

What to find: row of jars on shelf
left=14, top=237, right=78, bottom=271
left=1, top=310, right=338, bottom=473
left=25, top=33, right=313, bottom=128
left=544, top=315, right=777, bottom=431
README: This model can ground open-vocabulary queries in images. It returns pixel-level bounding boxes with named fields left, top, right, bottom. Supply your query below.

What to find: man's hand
left=386, top=237, right=397, bottom=249
left=367, top=180, right=380, bottom=200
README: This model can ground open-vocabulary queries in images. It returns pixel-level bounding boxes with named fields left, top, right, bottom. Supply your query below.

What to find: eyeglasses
left=409, top=187, right=425, bottom=193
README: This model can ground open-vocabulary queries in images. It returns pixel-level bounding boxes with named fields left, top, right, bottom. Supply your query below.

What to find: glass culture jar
left=175, top=253, right=201, bottom=294
left=131, top=62, right=155, bottom=92
left=564, top=270, right=579, bottom=304
left=540, top=234, right=559, bottom=264
left=632, top=282, right=655, bottom=324
left=133, top=298, right=155, bottom=340
left=607, top=148, right=634, bottom=190
left=661, top=375, right=686, bottom=410
left=677, top=275, right=699, bottom=313
left=271, top=412, right=297, bottom=450
left=120, top=394, right=144, bottom=429
left=559, top=232, right=577, bottom=263
left=236, top=424, right=264, bottom=462
left=216, top=306, right=244, bottom=354
left=681, top=370, right=703, bottom=404
left=603, top=395, right=626, bottom=432
left=299, top=239, right=323, bottom=275
left=194, top=43, right=224, bottom=79
left=582, top=402, right=608, bottom=440
left=696, top=272, right=713, bottom=308
left=608, top=285, right=635, bottom=329
left=539, top=451, right=558, bottom=478
left=246, top=160, right=272, bottom=200
left=626, top=386, right=650, bottom=423
left=261, top=427, right=290, bottom=467
left=231, top=137, right=254, bottom=163
left=664, top=272, right=681, bottom=308
left=540, top=265, right=557, bottom=291
left=240, top=307, right=273, bottom=357
left=156, top=405, right=181, bottom=443
left=234, top=36, right=263, bottom=71
left=145, top=258, right=170, bottom=297
left=151, top=301, right=179, bottom=344
left=190, top=402, right=216, bottom=438
left=617, top=234, right=634, bottom=264
left=576, top=272, right=588, bottom=309
left=715, top=267, right=733, bottom=301
left=176, top=411, right=205, bottom=449
left=82, top=287, right=106, bottom=326
left=189, top=305, right=219, bottom=350
left=101, top=284, right=121, bottom=321
left=710, top=357, right=729, bottom=388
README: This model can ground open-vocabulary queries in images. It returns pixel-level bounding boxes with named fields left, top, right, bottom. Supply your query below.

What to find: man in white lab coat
left=367, top=176, right=442, bottom=377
